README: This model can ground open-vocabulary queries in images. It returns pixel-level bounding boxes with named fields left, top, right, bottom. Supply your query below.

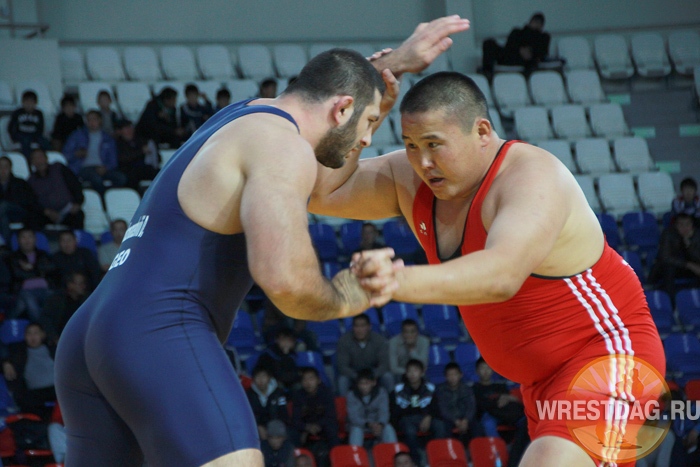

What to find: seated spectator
left=261, top=298, right=294, bottom=345
left=393, top=452, right=416, bottom=467
left=435, top=362, right=483, bottom=445
left=41, top=272, right=89, bottom=345
left=180, top=83, right=213, bottom=137
left=354, top=223, right=383, bottom=253
left=294, top=454, right=314, bottom=467
left=337, top=314, right=393, bottom=396
left=215, top=88, right=232, bottom=112
left=347, top=368, right=397, bottom=446
left=98, top=219, right=127, bottom=273
left=259, top=78, right=278, bottom=98
left=7, top=228, right=57, bottom=322
left=481, top=12, right=550, bottom=77
left=672, top=177, right=700, bottom=220
left=0, top=155, right=43, bottom=243
left=473, top=357, right=525, bottom=432
left=63, top=110, right=128, bottom=195
left=0, top=257, right=16, bottom=313
left=114, top=119, right=159, bottom=189
left=28, top=148, right=85, bottom=230
left=247, top=365, right=290, bottom=441
left=53, top=230, right=101, bottom=289
left=1, top=323, right=56, bottom=421
left=8, top=90, right=49, bottom=158
left=97, top=90, right=121, bottom=135
left=292, top=319, right=320, bottom=353
left=390, top=359, right=448, bottom=465
left=649, top=213, right=700, bottom=297
left=257, top=327, right=299, bottom=390
left=51, top=96, right=84, bottom=151
left=136, top=87, right=186, bottom=148
left=48, top=403, right=66, bottom=464
left=261, top=419, right=295, bottom=467
left=389, top=319, right=430, bottom=382
left=290, top=367, right=339, bottom=450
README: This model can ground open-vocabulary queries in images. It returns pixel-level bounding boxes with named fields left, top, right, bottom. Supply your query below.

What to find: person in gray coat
left=388, top=319, right=430, bottom=383
left=346, top=369, right=398, bottom=446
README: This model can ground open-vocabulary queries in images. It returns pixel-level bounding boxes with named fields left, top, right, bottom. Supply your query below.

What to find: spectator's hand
left=306, top=423, right=322, bottom=435
left=419, top=415, right=432, bottom=433
left=456, top=419, right=469, bottom=432
left=69, top=203, right=81, bottom=214
left=350, top=248, right=403, bottom=308
left=176, top=128, right=187, bottom=138
left=258, top=425, right=268, bottom=441
left=96, top=165, right=107, bottom=176
left=497, top=394, right=517, bottom=408
left=74, top=148, right=87, bottom=159
left=2, top=362, right=16, bottom=381
left=18, top=259, right=34, bottom=271
left=142, top=144, right=152, bottom=154
left=686, top=429, right=699, bottom=449
left=519, top=46, right=534, bottom=61
left=44, top=208, right=60, bottom=224
left=370, top=422, right=384, bottom=437
left=376, top=69, right=401, bottom=122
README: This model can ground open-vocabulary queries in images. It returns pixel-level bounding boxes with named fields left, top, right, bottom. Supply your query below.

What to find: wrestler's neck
left=260, top=94, right=339, bottom=148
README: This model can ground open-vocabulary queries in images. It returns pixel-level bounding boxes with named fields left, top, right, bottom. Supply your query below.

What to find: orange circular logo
left=564, top=355, right=670, bottom=463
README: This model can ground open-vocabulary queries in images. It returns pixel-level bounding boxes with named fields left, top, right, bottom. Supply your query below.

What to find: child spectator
left=294, top=454, right=314, bottom=467
left=473, top=357, right=525, bottom=432
left=389, top=319, right=430, bottom=383
left=259, top=78, right=278, bottom=98
left=0, top=155, right=43, bottom=243
left=180, top=83, right=213, bottom=137
left=672, top=177, right=700, bottom=220
left=136, top=87, right=186, bottom=148
left=51, top=96, right=84, bottom=151
left=98, top=219, right=127, bottom=273
left=52, top=230, right=101, bottom=289
left=257, top=327, right=299, bottom=389
left=8, top=90, right=49, bottom=158
left=346, top=368, right=397, bottom=447
left=435, top=362, right=483, bottom=445
left=354, top=223, right=383, bottom=253
left=41, top=272, right=89, bottom=345
left=215, top=88, right=232, bottom=112
left=114, top=119, right=159, bottom=189
left=261, top=419, right=295, bottom=467
left=247, top=365, right=290, bottom=441
left=96, top=90, right=120, bottom=135
left=393, top=452, right=416, bottom=467
left=291, top=367, right=339, bottom=451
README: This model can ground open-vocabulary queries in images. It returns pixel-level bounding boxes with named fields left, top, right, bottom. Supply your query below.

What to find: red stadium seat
left=294, top=448, right=317, bottom=467
left=686, top=379, right=700, bottom=401
left=372, top=442, right=409, bottom=467
left=335, top=396, right=347, bottom=440
left=427, top=438, right=468, bottom=467
left=469, top=437, right=509, bottom=467
left=330, top=445, right=370, bottom=467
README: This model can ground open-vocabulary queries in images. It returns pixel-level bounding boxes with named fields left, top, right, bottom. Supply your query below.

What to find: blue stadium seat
left=422, top=304, right=462, bottom=344
left=74, top=229, right=97, bottom=256
left=321, top=262, right=341, bottom=280
left=225, top=311, right=258, bottom=356
left=454, top=343, right=481, bottom=382
left=596, top=213, right=621, bottom=249
left=382, top=220, right=419, bottom=256
left=309, top=223, right=338, bottom=261
left=100, top=230, right=114, bottom=245
left=340, top=221, right=363, bottom=256
left=306, top=320, right=342, bottom=354
left=10, top=231, right=50, bottom=253
left=676, top=289, right=700, bottom=328
left=622, top=212, right=660, bottom=253
left=296, top=350, right=332, bottom=387
left=0, top=377, right=14, bottom=417
left=645, top=290, right=674, bottom=333
left=664, top=333, right=700, bottom=378
left=621, top=250, right=645, bottom=284
left=243, top=350, right=261, bottom=375
left=426, top=344, right=450, bottom=384
left=662, top=211, right=673, bottom=229
left=0, top=319, right=29, bottom=345
left=342, top=308, right=382, bottom=335
left=382, top=302, right=420, bottom=337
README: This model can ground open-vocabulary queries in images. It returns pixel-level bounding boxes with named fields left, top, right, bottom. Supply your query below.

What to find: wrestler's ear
left=476, top=118, right=492, bottom=145
left=331, top=96, right=354, bottom=127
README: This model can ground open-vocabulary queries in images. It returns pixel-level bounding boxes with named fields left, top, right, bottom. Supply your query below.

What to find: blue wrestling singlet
left=54, top=99, right=299, bottom=467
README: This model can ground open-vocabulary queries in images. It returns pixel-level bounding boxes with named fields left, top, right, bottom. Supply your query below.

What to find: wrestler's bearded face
left=314, top=106, right=363, bottom=169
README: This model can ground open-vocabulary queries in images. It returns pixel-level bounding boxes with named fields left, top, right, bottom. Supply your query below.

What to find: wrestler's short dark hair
left=284, top=48, right=385, bottom=114
left=400, top=71, right=490, bottom=133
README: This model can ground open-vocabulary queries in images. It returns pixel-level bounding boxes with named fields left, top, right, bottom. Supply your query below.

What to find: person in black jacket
left=649, top=213, right=700, bottom=297
left=257, top=327, right=300, bottom=390
left=0, top=156, right=43, bottom=243
left=8, top=91, right=49, bottom=158
left=114, top=119, right=159, bottom=189
left=434, top=362, right=483, bottom=446
left=51, top=96, right=84, bottom=151
left=246, top=365, right=290, bottom=442
left=290, top=367, right=339, bottom=449
left=52, top=230, right=101, bottom=289
left=41, top=272, right=89, bottom=345
left=135, top=87, right=186, bottom=148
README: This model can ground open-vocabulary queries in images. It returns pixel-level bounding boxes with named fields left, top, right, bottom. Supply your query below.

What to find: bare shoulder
left=498, top=142, right=573, bottom=188
left=381, top=146, right=424, bottom=214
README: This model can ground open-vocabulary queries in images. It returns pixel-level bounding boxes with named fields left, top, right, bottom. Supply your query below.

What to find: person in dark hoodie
left=346, top=368, right=397, bottom=447
left=8, top=90, right=49, bottom=158
left=257, top=327, right=299, bottom=390
left=290, top=367, right=338, bottom=449
left=435, top=362, right=483, bottom=446
left=135, top=87, right=186, bottom=148
left=260, top=419, right=295, bottom=467
left=0, top=155, right=43, bottom=243
left=247, top=365, right=290, bottom=442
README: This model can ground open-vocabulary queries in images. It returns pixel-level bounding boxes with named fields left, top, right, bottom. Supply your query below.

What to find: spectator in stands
left=435, top=362, right=483, bottom=446
left=650, top=213, right=700, bottom=297
left=292, top=319, right=321, bottom=353
left=290, top=367, right=339, bottom=450
left=7, top=227, right=57, bottom=322
left=215, top=88, right=232, bottom=112
left=0, top=155, right=43, bottom=243
left=259, top=78, right=278, bottom=98
left=393, top=452, right=416, bottom=467
left=672, top=177, right=700, bottom=220
left=261, top=419, right=295, bottom=467
left=52, top=230, right=101, bottom=289
left=41, top=272, right=89, bottom=345
left=481, top=12, right=550, bottom=77
left=98, top=219, right=127, bottom=273
left=0, top=257, right=16, bottom=313
left=337, top=314, right=393, bottom=396
left=136, top=87, right=186, bottom=148
left=114, top=119, right=159, bottom=189
left=8, top=90, right=49, bottom=158
left=261, top=298, right=294, bottom=345
left=389, top=319, right=430, bottom=383
left=1, top=322, right=56, bottom=421
left=390, top=359, right=448, bottom=465
left=63, top=110, right=128, bottom=195
left=247, top=365, right=290, bottom=441
left=473, top=358, right=526, bottom=442
left=51, top=96, right=84, bottom=151
left=180, top=83, right=214, bottom=137
left=257, top=327, right=300, bottom=390
left=294, top=454, right=313, bottom=467
left=354, top=223, right=383, bottom=253
left=96, top=90, right=120, bottom=135
left=346, top=368, right=397, bottom=446
left=28, top=148, right=85, bottom=230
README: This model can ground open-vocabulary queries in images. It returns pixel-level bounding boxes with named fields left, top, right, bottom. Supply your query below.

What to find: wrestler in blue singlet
left=54, top=99, right=298, bottom=467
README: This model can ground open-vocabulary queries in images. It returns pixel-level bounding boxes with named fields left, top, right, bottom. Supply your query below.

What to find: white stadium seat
left=237, top=45, right=275, bottom=80
left=226, top=79, right=259, bottom=103
left=308, top=43, right=338, bottom=58
left=668, top=31, right=700, bottom=76
left=422, top=52, right=450, bottom=74
left=78, top=82, right=115, bottom=113
left=273, top=44, right=307, bottom=78
left=0, top=81, right=14, bottom=111
left=197, top=45, right=236, bottom=80
left=574, top=175, right=601, bottom=211
left=0, top=116, right=19, bottom=151
left=359, top=147, right=379, bottom=160
left=60, top=47, right=88, bottom=83
left=637, top=172, right=675, bottom=217
left=86, top=47, right=126, bottom=81
left=46, top=151, right=67, bottom=166
left=467, top=74, right=495, bottom=107
left=538, top=140, right=577, bottom=173
left=613, top=137, right=654, bottom=174
left=115, top=82, right=152, bottom=121
left=514, top=107, right=553, bottom=141
left=492, top=73, right=531, bottom=118
left=594, top=35, right=634, bottom=80
left=575, top=138, right=615, bottom=175
left=371, top=116, right=397, bottom=147
left=344, top=43, right=376, bottom=58
left=104, top=188, right=141, bottom=223
left=159, top=149, right=178, bottom=168
left=82, top=189, right=110, bottom=236
left=566, top=70, right=606, bottom=106
left=160, top=46, right=200, bottom=81
left=557, top=36, right=595, bottom=70
left=529, top=71, right=569, bottom=108
left=598, top=173, right=639, bottom=218
left=631, top=33, right=671, bottom=78
left=589, top=103, right=628, bottom=139
left=489, top=108, right=505, bottom=136
left=551, top=104, right=591, bottom=140
left=6, top=152, right=30, bottom=179
left=123, top=46, right=162, bottom=82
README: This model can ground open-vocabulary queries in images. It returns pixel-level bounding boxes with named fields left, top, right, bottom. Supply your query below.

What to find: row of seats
left=664, top=333, right=700, bottom=383
left=647, top=289, right=700, bottom=335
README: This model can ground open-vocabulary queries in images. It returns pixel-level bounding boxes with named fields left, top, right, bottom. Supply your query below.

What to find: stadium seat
left=557, top=36, right=595, bottom=70
left=78, top=82, right=115, bottom=113
left=115, top=82, right=152, bottom=121
left=631, top=33, right=672, bottom=78
left=622, top=211, right=659, bottom=253
left=594, top=34, right=635, bottom=80
left=589, top=103, right=629, bottom=139
left=74, top=229, right=98, bottom=255
left=308, top=43, right=338, bottom=58
left=123, top=46, right=162, bottom=81
left=306, top=320, right=341, bottom=354
left=423, top=304, right=462, bottom=344
left=86, top=46, right=126, bottom=81
left=82, top=189, right=110, bottom=236
left=372, top=116, right=397, bottom=147
left=237, top=45, right=275, bottom=80
left=339, top=221, right=362, bottom=255
left=226, top=79, right=259, bottom=102
left=0, top=116, right=19, bottom=150
left=427, top=438, right=468, bottom=467
left=492, top=73, right=530, bottom=118
left=469, top=437, right=509, bottom=467
left=359, top=146, right=379, bottom=160
left=10, top=230, right=49, bottom=252
left=330, top=445, right=370, bottom=467
left=0, top=81, right=14, bottom=111
left=104, top=188, right=141, bottom=223
left=574, top=175, right=601, bottom=212
left=514, top=107, right=553, bottom=141
left=621, top=250, right=645, bottom=283
left=529, top=71, right=569, bottom=108
left=6, top=152, right=30, bottom=179
left=321, top=262, right=341, bottom=280
left=372, top=442, right=410, bottom=467
left=273, top=44, right=307, bottom=78
left=0, top=375, right=15, bottom=417
left=597, top=173, right=639, bottom=218
left=390, top=79, right=413, bottom=116
left=426, top=344, right=450, bottom=384
left=637, top=172, right=676, bottom=218
left=382, top=220, right=419, bottom=257
left=152, top=81, right=187, bottom=107
left=551, top=104, right=591, bottom=140
left=60, top=47, right=87, bottom=83
left=575, top=138, right=615, bottom=175
left=160, top=46, right=200, bottom=81
left=294, top=448, right=317, bottom=467
left=197, top=45, right=236, bottom=80
left=668, top=31, right=700, bottom=76
left=676, top=289, right=700, bottom=328
left=686, top=380, right=700, bottom=401
left=537, top=140, right=577, bottom=173
left=296, top=351, right=331, bottom=387
left=342, top=308, right=382, bottom=335
left=596, top=212, right=620, bottom=249
left=335, top=396, right=348, bottom=439
left=613, top=137, right=654, bottom=174
left=46, top=150, right=67, bottom=165
left=309, top=223, right=338, bottom=261
left=488, top=108, right=505, bottom=137
left=225, top=311, right=258, bottom=355
left=565, top=70, right=606, bottom=107
left=645, top=290, right=674, bottom=333
left=423, top=51, right=451, bottom=74
left=0, top=319, right=30, bottom=345
left=664, top=334, right=700, bottom=378
left=382, top=302, right=419, bottom=337
left=345, top=43, right=376, bottom=58
left=160, top=149, right=178, bottom=168
left=467, top=74, right=495, bottom=107
left=454, top=343, right=481, bottom=382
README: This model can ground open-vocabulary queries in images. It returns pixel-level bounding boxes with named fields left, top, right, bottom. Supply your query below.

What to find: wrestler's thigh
left=200, top=448, right=264, bottom=467
left=519, top=436, right=596, bottom=467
